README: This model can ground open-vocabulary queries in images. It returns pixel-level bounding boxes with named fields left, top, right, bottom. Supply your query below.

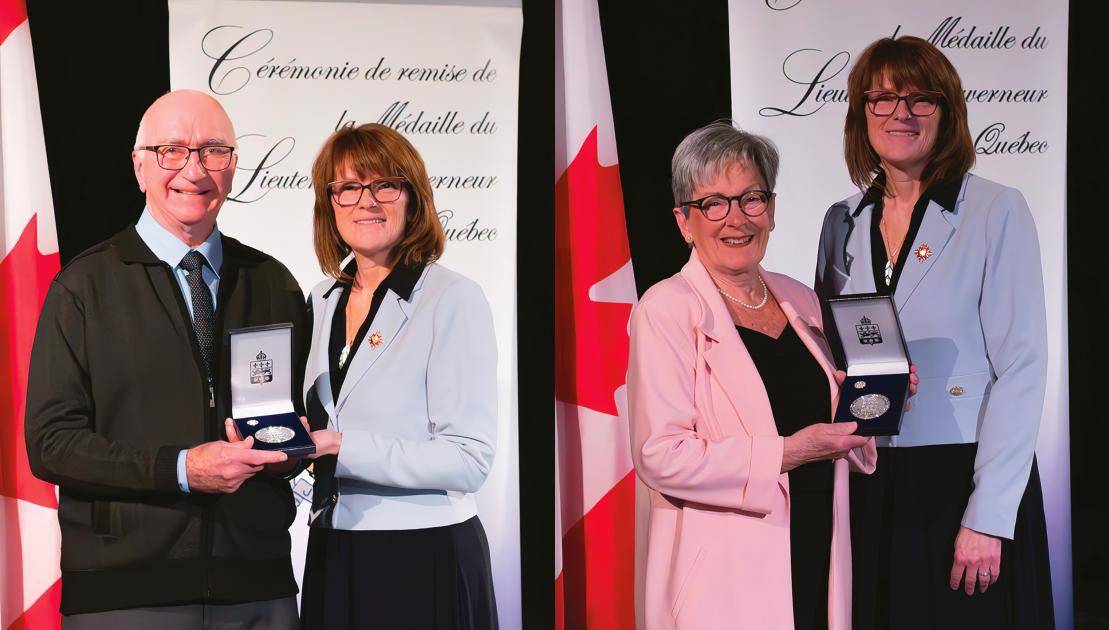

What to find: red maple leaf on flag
left=555, top=126, right=637, bottom=629
left=555, top=126, right=633, bottom=416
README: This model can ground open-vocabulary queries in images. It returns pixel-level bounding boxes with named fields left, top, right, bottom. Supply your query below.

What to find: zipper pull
left=209, top=384, right=215, bottom=408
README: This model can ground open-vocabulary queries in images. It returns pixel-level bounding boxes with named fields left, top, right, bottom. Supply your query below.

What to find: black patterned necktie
left=180, top=250, right=215, bottom=377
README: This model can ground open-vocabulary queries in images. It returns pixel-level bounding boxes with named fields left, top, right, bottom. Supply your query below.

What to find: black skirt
left=851, top=444, right=1054, bottom=630
left=299, top=516, right=498, bottom=630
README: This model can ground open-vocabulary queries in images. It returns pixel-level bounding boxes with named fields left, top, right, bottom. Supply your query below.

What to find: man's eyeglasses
left=681, top=190, right=773, bottom=221
left=326, top=177, right=408, bottom=207
left=863, top=90, right=943, bottom=117
left=138, top=145, right=236, bottom=171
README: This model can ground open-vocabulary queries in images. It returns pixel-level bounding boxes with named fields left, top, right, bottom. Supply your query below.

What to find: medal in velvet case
left=825, top=294, right=912, bottom=436
left=228, top=323, right=315, bottom=456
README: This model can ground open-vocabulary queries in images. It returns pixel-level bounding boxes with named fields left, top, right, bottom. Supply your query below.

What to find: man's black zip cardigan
left=24, top=225, right=309, bottom=615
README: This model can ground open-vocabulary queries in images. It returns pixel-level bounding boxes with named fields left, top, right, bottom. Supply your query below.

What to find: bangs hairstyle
left=844, top=36, right=975, bottom=196
left=311, top=123, right=445, bottom=280
left=671, top=120, right=779, bottom=211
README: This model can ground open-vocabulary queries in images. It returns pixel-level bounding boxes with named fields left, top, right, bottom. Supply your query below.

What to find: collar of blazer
left=677, top=249, right=838, bottom=438
left=843, top=172, right=971, bottom=311
left=320, top=263, right=432, bottom=416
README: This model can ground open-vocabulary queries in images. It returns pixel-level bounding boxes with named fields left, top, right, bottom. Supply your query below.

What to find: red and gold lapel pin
left=914, top=244, right=933, bottom=263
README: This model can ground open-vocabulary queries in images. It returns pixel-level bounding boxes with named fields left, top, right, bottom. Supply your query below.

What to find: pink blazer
left=628, top=250, right=876, bottom=630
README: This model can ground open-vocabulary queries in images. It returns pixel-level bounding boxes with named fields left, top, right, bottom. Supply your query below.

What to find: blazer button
left=949, top=385, right=965, bottom=396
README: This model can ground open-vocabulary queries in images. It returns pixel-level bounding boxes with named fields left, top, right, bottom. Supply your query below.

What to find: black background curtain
left=1066, top=4, right=1104, bottom=624
left=26, top=0, right=1103, bottom=626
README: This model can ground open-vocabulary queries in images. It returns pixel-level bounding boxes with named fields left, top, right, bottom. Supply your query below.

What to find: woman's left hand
left=906, top=364, right=919, bottom=410
left=298, top=416, right=342, bottom=458
left=950, top=525, right=1002, bottom=595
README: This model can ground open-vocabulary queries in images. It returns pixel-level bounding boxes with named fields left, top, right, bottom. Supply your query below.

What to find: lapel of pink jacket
left=678, top=250, right=839, bottom=438
left=679, top=250, right=776, bottom=437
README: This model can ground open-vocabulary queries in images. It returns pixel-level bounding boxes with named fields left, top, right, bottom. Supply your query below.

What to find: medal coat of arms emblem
left=250, top=350, right=274, bottom=384
left=856, top=316, right=883, bottom=345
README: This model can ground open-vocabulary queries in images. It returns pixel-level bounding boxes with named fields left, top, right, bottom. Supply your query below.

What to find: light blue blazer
left=815, top=173, right=1047, bottom=539
left=303, top=262, right=497, bottom=530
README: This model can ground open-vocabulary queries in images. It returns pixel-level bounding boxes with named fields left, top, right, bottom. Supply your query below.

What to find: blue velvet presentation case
left=228, top=323, right=315, bottom=456
left=825, top=294, right=912, bottom=436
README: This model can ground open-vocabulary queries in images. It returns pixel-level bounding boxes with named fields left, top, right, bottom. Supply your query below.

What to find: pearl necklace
left=716, top=274, right=769, bottom=310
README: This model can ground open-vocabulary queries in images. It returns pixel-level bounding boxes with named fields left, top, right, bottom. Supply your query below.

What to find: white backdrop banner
left=728, top=2, right=1070, bottom=627
left=168, top=1, right=522, bottom=626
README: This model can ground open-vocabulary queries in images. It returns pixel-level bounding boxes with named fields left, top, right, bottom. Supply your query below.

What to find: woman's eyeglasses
left=326, top=177, right=408, bottom=207
left=680, top=190, right=773, bottom=221
left=863, top=90, right=943, bottom=117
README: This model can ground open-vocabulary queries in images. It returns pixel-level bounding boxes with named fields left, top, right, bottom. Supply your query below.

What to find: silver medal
left=854, top=381, right=866, bottom=389
left=246, top=419, right=260, bottom=427
left=849, top=393, right=890, bottom=420
left=255, top=426, right=295, bottom=444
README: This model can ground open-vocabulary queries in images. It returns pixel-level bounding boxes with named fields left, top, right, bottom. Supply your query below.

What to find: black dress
left=737, top=323, right=833, bottom=630
left=848, top=176, right=1054, bottom=630
left=300, top=260, right=498, bottom=630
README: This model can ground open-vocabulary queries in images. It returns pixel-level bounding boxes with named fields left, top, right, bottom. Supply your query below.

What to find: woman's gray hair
left=671, top=121, right=780, bottom=212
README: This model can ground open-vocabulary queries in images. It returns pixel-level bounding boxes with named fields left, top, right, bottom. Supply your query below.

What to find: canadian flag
left=554, top=0, right=638, bottom=628
left=0, top=1, right=63, bottom=628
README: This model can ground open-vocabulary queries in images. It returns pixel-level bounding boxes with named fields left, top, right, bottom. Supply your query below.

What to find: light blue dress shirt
left=135, top=209, right=223, bottom=493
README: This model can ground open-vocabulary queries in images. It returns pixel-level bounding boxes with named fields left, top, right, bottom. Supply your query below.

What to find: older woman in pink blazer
left=629, top=122, right=916, bottom=630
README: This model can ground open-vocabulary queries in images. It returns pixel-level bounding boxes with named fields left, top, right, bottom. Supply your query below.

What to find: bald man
left=25, top=90, right=307, bottom=629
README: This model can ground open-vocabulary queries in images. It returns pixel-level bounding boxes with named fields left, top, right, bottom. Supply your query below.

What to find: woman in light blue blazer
left=815, top=36, right=1053, bottom=630
left=296, top=123, right=498, bottom=629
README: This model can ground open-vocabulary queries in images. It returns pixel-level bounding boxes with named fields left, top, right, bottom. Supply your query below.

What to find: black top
left=325, top=258, right=425, bottom=397
left=860, top=172, right=963, bottom=294
left=24, top=226, right=309, bottom=614
left=737, top=323, right=833, bottom=492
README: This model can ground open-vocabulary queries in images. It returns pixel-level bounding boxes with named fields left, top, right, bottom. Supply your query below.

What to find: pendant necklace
left=878, top=218, right=903, bottom=287
left=339, top=287, right=360, bottom=369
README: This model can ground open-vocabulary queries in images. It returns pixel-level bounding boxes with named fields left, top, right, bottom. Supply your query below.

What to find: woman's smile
left=719, top=234, right=755, bottom=246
